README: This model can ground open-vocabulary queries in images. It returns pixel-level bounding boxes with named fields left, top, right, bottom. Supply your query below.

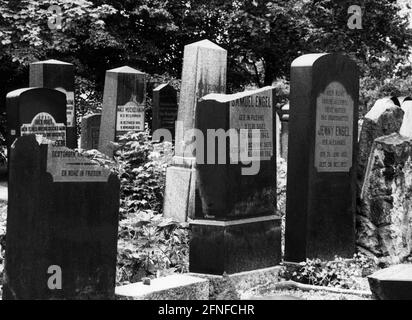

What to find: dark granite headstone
left=285, top=53, right=359, bottom=262
left=152, top=83, right=178, bottom=140
left=190, top=87, right=280, bottom=275
left=3, top=134, right=119, bottom=300
left=81, top=113, right=101, bottom=150
left=30, top=59, right=77, bottom=149
left=368, top=264, right=412, bottom=300
left=163, top=40, right=227, bottom=222
left=6, top=87, right=67, bottom=150
left=98, top=66, right=146, bottom=157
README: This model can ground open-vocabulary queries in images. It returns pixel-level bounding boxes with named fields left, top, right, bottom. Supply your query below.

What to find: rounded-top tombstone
left=285, top=53, right=359, bottom=262
left=6, top=87, right=67, bottom=150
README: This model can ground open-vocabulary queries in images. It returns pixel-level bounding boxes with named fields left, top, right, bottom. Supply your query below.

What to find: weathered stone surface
left=30, top=59, right=77, bottom=149
left=3, top=135, right=120, bottom=300
left=400, top=100, right=412, bottom=138
left=163, top=40, right=227, bottom=221
left=285, top=53, right=359, bottom=262
left=81, top=113, right=101, bottom=150
left=115, top=275, right=209, bottom=300
left=368, top=264, right=412, bottom=300
left=98, top=66, right=146, bottom=157
left=358, top=133, right=412, bottom=265
left=357, top=98, right=404, bottom=192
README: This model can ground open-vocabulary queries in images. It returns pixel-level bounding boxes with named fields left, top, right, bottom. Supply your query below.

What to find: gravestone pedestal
left=190, top=87, right=280, bottom=275
left=30, top=59, right=76, bottom=149
left=285, top=53, right=359, bottom=262
left=163, top=40, right=227, bottom=222
left=98, top=66, right=146, bottom=157
left=4, top=135, right=120, bottom=300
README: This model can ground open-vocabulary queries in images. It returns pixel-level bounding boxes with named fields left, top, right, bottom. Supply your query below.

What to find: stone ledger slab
left=115, top=275, right=209, bottom=300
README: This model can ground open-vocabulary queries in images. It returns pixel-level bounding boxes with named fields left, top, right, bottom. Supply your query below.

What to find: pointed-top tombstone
left=98, top=66, right=147, bottom=156
left=29, top=59, right=76, bottom=149
left=163, top=39, right=227, bottom=222
left=285, top=53, right=359, bottom=262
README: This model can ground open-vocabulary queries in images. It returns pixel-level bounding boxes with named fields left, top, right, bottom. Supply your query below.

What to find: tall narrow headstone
left=285, top=53, right=359, bottom=262
left=98, top=66, right=146, bottom=156
left=152, top=83, right=178, bottom=140
left=6, top=88, right=67, bottom=150
left=29, top=59, right=77, bottom=149
left=163, top=39, right=227, bottom=221
left=81, top=113, right=102, bottom=150
left=190, top=87, right=280, bottom=275
left=4, top=134, right=119, bottom=299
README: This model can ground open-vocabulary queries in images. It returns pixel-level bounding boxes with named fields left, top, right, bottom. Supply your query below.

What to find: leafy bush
left=116, top=210, right=189, bottom=285
left=281, top=253, right=377, bottom=290
left=115, top=131, right=173, bottom=215
left=113, top=130, right=188, bottom=285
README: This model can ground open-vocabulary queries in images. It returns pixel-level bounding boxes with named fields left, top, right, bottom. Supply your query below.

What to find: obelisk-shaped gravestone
left=30, top=59, right=76, bottom=149
left=98, top=66, right=146, bottom=157
left=6, top=88, right=67, bottom=150
left=152, top=83, right=178, bottom=141
left=163, top=40, right=227, bottom=221
left=285, top=53, right=359, bottom=262
left=190, top=87, right=280, bottom=275
left=4, top=135, right=119, bottom=300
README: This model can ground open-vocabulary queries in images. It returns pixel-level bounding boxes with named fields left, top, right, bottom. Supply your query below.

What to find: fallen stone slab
left=368, top=264, right=412, bottom=300
left=115, top=274, right=209, bottom=300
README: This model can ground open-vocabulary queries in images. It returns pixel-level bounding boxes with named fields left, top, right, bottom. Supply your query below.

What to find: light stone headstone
left=98, top=66, right=146, bottom=157
left=163, top=40, right=227, bottom=222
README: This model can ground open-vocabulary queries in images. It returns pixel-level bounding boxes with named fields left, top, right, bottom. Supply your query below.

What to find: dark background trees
left=1, top=0, right=411, bottom=118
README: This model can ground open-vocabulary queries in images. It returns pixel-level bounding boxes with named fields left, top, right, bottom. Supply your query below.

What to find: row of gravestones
left=3, top=40, right=360, bottom=299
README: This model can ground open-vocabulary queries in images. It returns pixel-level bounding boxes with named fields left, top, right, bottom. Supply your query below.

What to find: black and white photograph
left=0, top=0, right=411, bottom=306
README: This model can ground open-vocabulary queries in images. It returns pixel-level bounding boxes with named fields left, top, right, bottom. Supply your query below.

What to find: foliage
left=117, top=210, right=189, bottom=285
left=280, top=253, right=378, bottom=290
left=115, top=131, right=173, bottom=215
left=112, top=130, right=188, bottom=285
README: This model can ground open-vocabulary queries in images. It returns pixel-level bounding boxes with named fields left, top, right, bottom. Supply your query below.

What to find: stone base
left=115, top=275, right=209, bottom=300
left=368, top=264, right=412, bottom=300
left=163, top=162, right=196, bottom=222
left=190, top=266, right=281, bottom=296
left=189, top=216, right=281, bottom=275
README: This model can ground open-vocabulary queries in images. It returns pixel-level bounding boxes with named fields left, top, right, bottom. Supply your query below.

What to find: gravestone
left=30, top=59, right=77, bottom=149
left=99, top=66, right=146, bottom=156
left=81, top=113, right=102, bottom=150
left=276, top=112, right=281, bottom=158
left=190, top=86, right=280, bottom=275
left=3, top=134, right=119, bottom=300
left=152, top=83, right=178, bottom=140
left=6, top=88, right=67, bottom=150
left=368, top=264, right=412, bottom=300
left=163, top=39, right=227, bottom=222
left=280, top=104, right=289, bottom=160
left=285, top=53, right=359, bottom=262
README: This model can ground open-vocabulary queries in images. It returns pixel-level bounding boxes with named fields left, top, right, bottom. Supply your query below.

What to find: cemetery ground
left=0, top=131, right=408, bottom=300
